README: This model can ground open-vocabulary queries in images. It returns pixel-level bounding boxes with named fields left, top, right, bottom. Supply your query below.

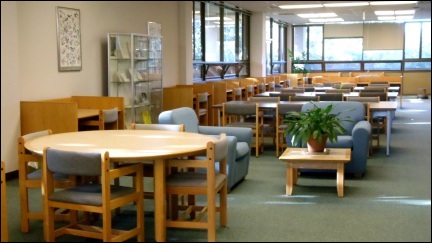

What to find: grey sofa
left=158, top=107, right=253, bottom=191
left=286, top=101, right=371, bottom=177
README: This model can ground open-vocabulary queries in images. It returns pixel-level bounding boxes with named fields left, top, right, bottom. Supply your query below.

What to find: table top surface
left=24, top=130, right=217, bottom=161
left=279, top=148, right=351, bottom=162
left=77, top=109, right=99, bottom=119
left=213, top=100, right=397, bottom=111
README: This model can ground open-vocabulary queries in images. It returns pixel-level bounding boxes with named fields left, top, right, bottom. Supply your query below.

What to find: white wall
left=1, top=1, right=191, bottom=172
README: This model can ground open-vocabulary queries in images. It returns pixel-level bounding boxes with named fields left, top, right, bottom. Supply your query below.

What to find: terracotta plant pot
left=307, top=135, right=328, bottom=152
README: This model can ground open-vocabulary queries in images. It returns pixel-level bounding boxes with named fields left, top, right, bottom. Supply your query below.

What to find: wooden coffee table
left=279, top=148, right=351, bottom=197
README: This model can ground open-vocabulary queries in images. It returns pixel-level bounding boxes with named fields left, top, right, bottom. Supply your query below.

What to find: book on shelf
left=119, top=41, right=130, bottom=59
left=142, top=111, right=152, bottom=124
left=118, top=72, right=129, bottom=82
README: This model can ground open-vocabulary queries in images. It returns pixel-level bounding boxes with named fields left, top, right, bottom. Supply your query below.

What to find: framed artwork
left=148, top=22, right=161, bottom=36
left=56, top=6, right=82, bottom=71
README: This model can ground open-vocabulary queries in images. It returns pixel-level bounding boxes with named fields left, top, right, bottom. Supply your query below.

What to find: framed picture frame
left=56, top=6, right=82, bottom=71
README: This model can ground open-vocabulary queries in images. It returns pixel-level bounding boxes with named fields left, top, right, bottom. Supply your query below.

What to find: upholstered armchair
left=159, top=107, right=253, bottom=191
left=287, top=101, right=371, bottom=177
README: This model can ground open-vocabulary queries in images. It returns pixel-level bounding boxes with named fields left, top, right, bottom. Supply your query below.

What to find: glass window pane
left=193, top=2, right=202, bottom=60
left=324, top=38, right=362, bottom=61
left=241, top=14, right=250, bottom=61
left=272, top=22, right=279, bottom=61
left=305, top=63, right=322, bottom=72
left=364, top=62, right=401, bottom=71
left=404, top=22, right=421, bottom=59
left=404, top=61, right=431, bottom=71
left=422, top=22, right=431, bottom=58
left=223, top=8, right=236, bottom=62
left=363, top=50, right=403, bottom=60
left=325, top=63, right=361, bottom=71
left=293, top=26, right=307, bottom=59
left=205, top=3, right=220, bottom=62
left=309, top=26, right=323, bottom=60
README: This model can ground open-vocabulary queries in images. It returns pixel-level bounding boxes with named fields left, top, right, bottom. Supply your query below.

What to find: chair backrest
left=359, top=91, right=388, bottom=101
left=103, top=107, right=118, bottom=123
left=280, top=88, right=305, bottom=93
left=131, top=123, right=185, bottom=132
left=363, top=86, right=387, bottom=92
left=269, top=92, right=295, bottom=101
left=289, top=96, right=320, bottom=102
left=1, top=161, right=8, bottom=242
left=277, top=102, right=303, bottom=115
left=302, top=101, right=365, bottom=135
left=369, top=81, right=389, bottom=85
left=324, top=82, right=341, bottom=87
left=325, top=89, right=351, bottom=94
left=346, top=96, right=380, bottom=122
left=333, top=83, right=356, bottom=91
left=158, top=107, right=199, bottom=133
left=316, top=93, right=344, bottom=101
left=197, top=92, right=208, bottom=103
left=223, top=102, right=257, bottom=116
left=45, top=147, right=102, bottom=177
left=19, top=130, right=53, bottom=168
left=248, top=96, right=280, bottom=102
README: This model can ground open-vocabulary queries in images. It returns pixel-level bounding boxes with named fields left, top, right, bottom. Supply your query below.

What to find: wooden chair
left=346, top=97, right=381, bottom=156
left=130, top=123, right=184, bottom=199
left=280, top=88, right=305, bottom=94
left=316, top=93, right=344, bottom=101
left=325, top=89, right=351, bottom=94
left=1, top=161, right=8, bottom=242
left=233, top=87, right=243, bottom=101
left=43, top=147, right=144, bottom=242
left=275, top=103, right=303, bottom=157
left=165, top=133, right=228, bottom=242
left=18, top=130, right=77, bottom=233
left=80, top=107, right=119, bottom=130
left=359, top=91, right=388, bottom=101
left=248, top=97, right=280, bottom=148
left=363, top=86, right=387, bottom=92
left=222, top=102, right=264, bottom=157
left=194, top=92, right=209, bottom=125
left=289, top=96, right=320, bottom=102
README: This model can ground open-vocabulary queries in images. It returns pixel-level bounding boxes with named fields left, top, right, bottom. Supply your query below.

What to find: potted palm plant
left=283, top=102, right=352, bottom=152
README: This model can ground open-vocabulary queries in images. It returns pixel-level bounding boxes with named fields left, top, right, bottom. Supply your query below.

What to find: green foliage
left=287, top=49, right=309, bottom=74
left=283, top=102, right=353, bottom=147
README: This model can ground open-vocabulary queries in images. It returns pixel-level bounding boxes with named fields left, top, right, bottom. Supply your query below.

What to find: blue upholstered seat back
left=46, top=148, right=101, bottom=176
left=158, top=107, right=199, bottom=133
left=301, top=101, right=365, bottom=135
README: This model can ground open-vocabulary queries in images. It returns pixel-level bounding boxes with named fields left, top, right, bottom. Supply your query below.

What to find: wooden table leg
left=336, top=163, right=345, bottom=197
left=154, top=159, right=166, bottom=242
left=286, top=163, right=294, bottom=195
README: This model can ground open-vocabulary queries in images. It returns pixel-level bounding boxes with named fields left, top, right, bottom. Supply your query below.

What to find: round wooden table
left=25, top=129, right=218, bottom=242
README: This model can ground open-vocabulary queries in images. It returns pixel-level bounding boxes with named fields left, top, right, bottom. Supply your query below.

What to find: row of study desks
left=213, top=100, right=397, bottom=156
left=256, top=91, right=399, bottom=100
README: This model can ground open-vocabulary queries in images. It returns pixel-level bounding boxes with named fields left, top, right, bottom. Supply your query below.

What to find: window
left=192, top=1, right=250, bottom=81
left=293, top=21, right=431, bottom=72
left=267, top=18, right=287, bottom=74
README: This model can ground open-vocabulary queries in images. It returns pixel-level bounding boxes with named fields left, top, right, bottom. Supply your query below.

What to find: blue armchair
left=287, top=101, right=371, bottom=177
left=158, top=107, right=253, bottom=191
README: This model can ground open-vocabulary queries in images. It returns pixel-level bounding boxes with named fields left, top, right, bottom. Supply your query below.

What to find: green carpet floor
left=4, top=96, right=431, bottom=242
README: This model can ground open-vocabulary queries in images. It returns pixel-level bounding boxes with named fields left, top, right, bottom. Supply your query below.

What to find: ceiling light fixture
left=297, top=13, right=337, bottom=18
left=323, top=2, right=369, bottom=7
left=309, top=18, right=344, bottom=23
left=370, top=1, right=418, bottom=6
left=279, top=4, right=323, bottom=9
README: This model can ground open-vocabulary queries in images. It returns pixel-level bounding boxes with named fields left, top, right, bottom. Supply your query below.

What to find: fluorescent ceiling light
left=323, top=2, right=369, bottom=7
left=309, top=18, right=344, bottom=23
left=279, top=4, right=323, bottom=9
left=370, top=1, right=418, bottom=6
left=375, top=11, right=395, bottom=15
left=395, top=10, right=416, bottom=15
left=378, top=16, right=396, bottom=20
left=297, top=13, right=337, bottom=18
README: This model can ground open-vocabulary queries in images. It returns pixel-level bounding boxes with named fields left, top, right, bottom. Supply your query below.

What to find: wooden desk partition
left=20, top=101, right=79, bottom=135
left=163, top=86, right=194, bottom=111
left=20, top=96, right=125, bottom=135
